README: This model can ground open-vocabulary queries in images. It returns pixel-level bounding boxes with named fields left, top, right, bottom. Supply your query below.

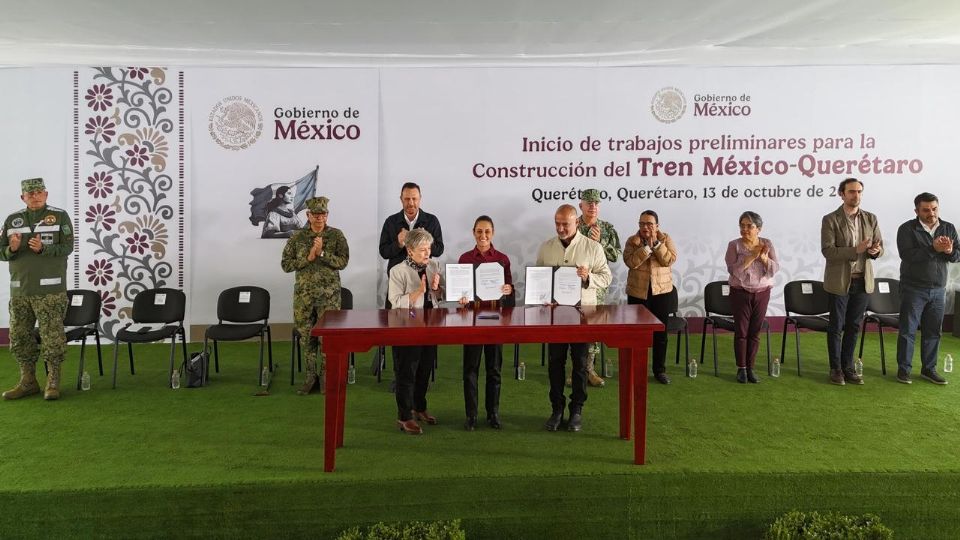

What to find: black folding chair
left=858, top=277, right=900, bottom=376
left=781, top=280, right=831, bottom=376
left=205, top=286, right=272, bottom=385
left=699, top=281, right=772, bottom=376
left=291, top=287, right=354, bottom=385
left=111, top=288, right=187, bottom=388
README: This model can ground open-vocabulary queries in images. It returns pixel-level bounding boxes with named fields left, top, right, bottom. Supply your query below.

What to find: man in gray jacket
left=821, top=178, right=883, bottom=386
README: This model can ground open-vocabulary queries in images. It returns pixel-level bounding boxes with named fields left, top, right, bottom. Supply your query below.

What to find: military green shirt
left=280, top=225, right=350, bottom=303
left=578, top=217, right=621, bottom=306
left=578, top=217, right=623, bottom=263
left=0, top=204, right=74, bottom=297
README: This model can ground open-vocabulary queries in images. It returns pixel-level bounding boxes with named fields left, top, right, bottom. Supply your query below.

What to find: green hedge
left=337, top=519, right=466, bottom=540
left=765, top=510, right=893, bottom=540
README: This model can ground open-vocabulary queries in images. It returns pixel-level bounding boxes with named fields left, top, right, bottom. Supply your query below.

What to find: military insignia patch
left=11, top=217, right=23, bottom=227
left=63, top=223, right=72, bottom=235
left=44, top=215, right=57, bottom=225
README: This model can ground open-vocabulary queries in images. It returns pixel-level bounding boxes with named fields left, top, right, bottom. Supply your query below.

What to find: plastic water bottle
left=687, top=358, right=698, bottom=378
left=171, top=369, right=181, bottom=389
left=260, top=366, right=271, bottom=387
left=518, top=361, right=526, bottom=381
left=771, top=357, right=781, bottom=378
left=945, top=353, right=954, bottom=373
left=347, top=363, right=357, bottom=384
left=80, top=370, right=91, bottom=391
left=855, top=357, right=864, bottom=378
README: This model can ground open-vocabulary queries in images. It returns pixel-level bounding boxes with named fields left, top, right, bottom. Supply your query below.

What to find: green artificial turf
left=0, top=332, right=958, bottom=538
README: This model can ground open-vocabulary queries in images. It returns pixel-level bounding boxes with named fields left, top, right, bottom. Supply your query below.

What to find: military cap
left=580, top=188, right=601, bottom=202
left=306, top=196, right=329, bottom=214
left=21, top=178, right=45, bottom=193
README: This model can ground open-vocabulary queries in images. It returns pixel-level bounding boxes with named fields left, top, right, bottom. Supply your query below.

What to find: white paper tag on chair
left=71, top=295, right=84, bottom=306
left=721, top=285, right=730, bottom=296
left=878, top=282, right=890, bottom=294
left=238, top=291, right=251, bottom=303
left=154, top=293, right=167, bottom=305
left=801, top=283, right=813, bottom=294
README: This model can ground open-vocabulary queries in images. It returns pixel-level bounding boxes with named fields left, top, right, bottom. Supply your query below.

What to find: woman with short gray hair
left=725, top=211, right=779, bottom=383
left=388, top=228, right=444, bottom=434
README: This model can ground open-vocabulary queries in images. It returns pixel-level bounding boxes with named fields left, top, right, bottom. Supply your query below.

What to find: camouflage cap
left=21, top=178, right=45, bottom=193
left=306, top=196, right=329, bottom=214
left=580, top=188, right=601, bottom=202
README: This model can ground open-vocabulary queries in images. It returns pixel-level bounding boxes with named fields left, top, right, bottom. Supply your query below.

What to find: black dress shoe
left=746, top=369, right=760, bottom=384
left=464, top=416, right=477, bottom=431
left=736, top=368, right=747, bottom=384
left=487, top=413, right=502, bottom=430
left=567, top=412, right=582, bottom=432
left=654, top=372, right=671, bottom=385
left=544, top=410, right=563, bottom=431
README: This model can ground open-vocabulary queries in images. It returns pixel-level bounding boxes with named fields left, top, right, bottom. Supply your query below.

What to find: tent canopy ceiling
left=2, top=0, right=960, bottom=66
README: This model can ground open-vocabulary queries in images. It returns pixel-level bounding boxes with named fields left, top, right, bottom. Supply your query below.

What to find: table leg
left=337, top=355, right=348, bottom=448
left=323, top=352, right=345, bottom=472
left=633, top=346, right=649, bottom=465
left=619, top=347, right=633, bottom=440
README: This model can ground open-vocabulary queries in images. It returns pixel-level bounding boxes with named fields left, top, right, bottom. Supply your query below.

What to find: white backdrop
left=1, top=65, right=959, bottom=332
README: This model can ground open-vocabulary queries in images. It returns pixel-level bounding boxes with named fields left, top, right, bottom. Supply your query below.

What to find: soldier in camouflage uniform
left=576, top=188, right=622, bottom=387
left=281, top=196, right=350, bottom=395
left=1, top=178, right=73, bottom=401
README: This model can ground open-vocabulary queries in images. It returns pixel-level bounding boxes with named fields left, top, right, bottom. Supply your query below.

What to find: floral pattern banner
left=75, top=68, right=183, bottom=340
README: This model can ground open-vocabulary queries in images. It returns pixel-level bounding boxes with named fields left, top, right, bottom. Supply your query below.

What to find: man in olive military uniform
left=1, top=178, right=74, bottom=401
left=576, top=188, right=622, bottom=387
left=281, top=196, right=350, bottom=395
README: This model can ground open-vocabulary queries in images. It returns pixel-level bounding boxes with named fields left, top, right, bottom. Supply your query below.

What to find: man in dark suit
left=821, top=177, right=883, bottom=386
left=379, top=182, right=444, bottom=303
left=377, top=182, right=444, bottom=387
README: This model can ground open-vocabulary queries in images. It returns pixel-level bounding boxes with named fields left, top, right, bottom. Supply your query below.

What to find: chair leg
left=794, top=326, right=802, bottom=376
left=513, top=343, right=520, bottom=380
left=180, top=329, right=188, bottom=364
left=168, top=334, right=179, bottom=388
left=699, top=323, right=708, bottom=373
left=258, top=334, right=265, bottom=386
left=878, top=325, right=887, bottom=375
left=94, top=330, right=104, bottom=376
left=266, top=327, right=274, bottom=372
left=675, top=329, right=683, bottom=371
left=684, top=327, right=689, bottom=365
left=780, top=323, right=789, bottom=367
left=213, top=340, right=221, bottom=373
left=858, top=318, right=868, bottom=361
left=128, top=342, right=135, bottom=375
left=77, top=336, right=87, bottom=390
left=765, top=325, right=772, bottom=376
left=203, top=337, right=210, bottom=385
left=112, top=341, right=120, bottom=389
left=711, top=325, right=719, bottom=377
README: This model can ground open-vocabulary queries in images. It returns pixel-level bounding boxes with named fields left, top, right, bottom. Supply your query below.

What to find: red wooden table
left=314, top=304, right=663, bottom=472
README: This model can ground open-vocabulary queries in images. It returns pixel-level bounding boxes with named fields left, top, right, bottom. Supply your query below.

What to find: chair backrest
left=216, top=286, right=270, bottom=323
left=867, top=278, right=900, bottom=315
left=339, top=287, right=353, bottom=310
left=64, top=289, right=101, bottom=327
left=131, top=288, right=186, bottom=324
left=703, top=281, right=733, bottom=317
left=783, top=280, right=830, bottom=316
